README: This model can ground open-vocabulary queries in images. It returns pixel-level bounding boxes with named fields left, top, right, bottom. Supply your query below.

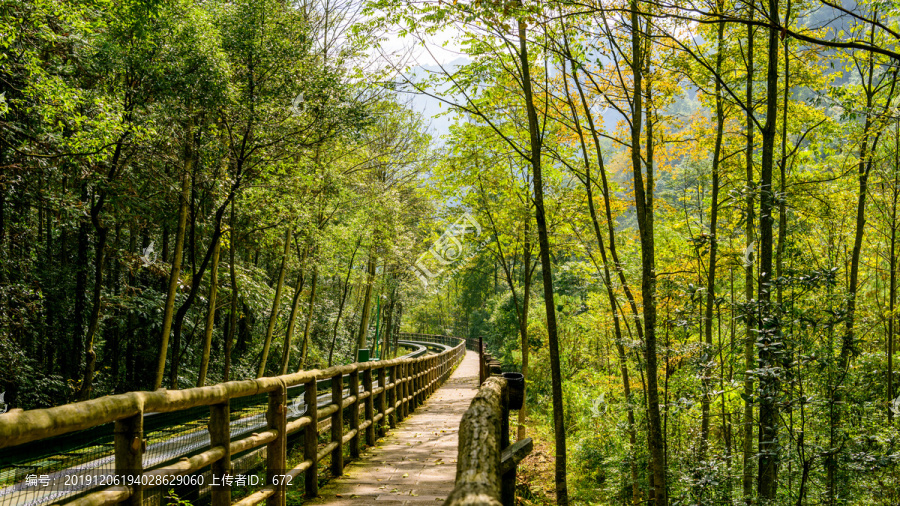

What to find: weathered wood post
left=412, top=361, right=420, bottom=409
left=349, top=369, right=360, bottom=458
left=430, top=357, right=436, bottom=394
left=406, top=361, right=414, bottom=414
left=380, top=365, right=391, bottom=432
left=407, top=361, right=414, bottom=412
left=423, top=359, right=429, bottom=399
left=420, top=360, right=426, bottom=404
left=209, top=401, right=231, bottom=506
left=400, top=362, right=408, bottom=419
left=114, top=412, right=143, bottom=506
left=363, top=367, right=375, bottom=446
left=304, top=378, right=318, bottom=498
left=444, top=377, right=505, bottom=506
left=479, top=336, right=485, bottom=384
left=408, top=361, right=414, bottom=415
left=406, top=360, right=418, bottom=416
left=499, top=384, right=514, bottom=506
left=331, top=373, right=344, bottom=476
left=267, top=380, right=287, bottom=506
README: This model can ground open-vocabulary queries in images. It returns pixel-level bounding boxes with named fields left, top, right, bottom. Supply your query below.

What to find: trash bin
left=502, top=372, right=525, bottom=410
left=357, top=349, right=370, bottom=362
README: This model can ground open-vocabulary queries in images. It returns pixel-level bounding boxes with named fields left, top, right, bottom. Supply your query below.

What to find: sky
left=372, top=23, right=471, bottom=143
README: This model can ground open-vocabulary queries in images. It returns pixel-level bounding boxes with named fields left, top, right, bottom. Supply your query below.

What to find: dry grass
left=513, top=419, right=556, bottom=505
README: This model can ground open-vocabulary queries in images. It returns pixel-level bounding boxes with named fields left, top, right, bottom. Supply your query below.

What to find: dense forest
left=2, top=0, right=900, bottom=504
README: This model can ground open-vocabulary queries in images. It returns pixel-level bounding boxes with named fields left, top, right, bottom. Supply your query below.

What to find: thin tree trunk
left=381, top=285, right=397, bottom=360
left=225, top=202, right=237, bottom=382
left=280, top=246, right=308, bottom=375
left=627, top=6, right=666, bottom=503
left=197, top=237, right=221, bottom=387
left=756, top=0, right=781, bottom=496
left=563, top=50, right=640, bottom=501
left=742, top=9, right=757, bottom=502
left=831, top=70, right=873, bottom=505
left=891, top=120, right=899, bottom=423
left=76, top=197, right=108, bottom=401
left=355, top=254, right=377, bottom=358
left=166, top=147, right=246, bottom=388
left=167, top=167, right=200, bottom=390
left=330, top=239, right=361, bottom=366
left=393, top=302, right=403, bottom=357
left=701, top=9, right=726, bottom=460
left=154, top=151, right=192, bottom=390
left=299, top=267, right=318, bottom=369
left=517, top=222, right=532, bottom=442
left=516, top=15, right=568, bottom=505
left=258, top=228, right=292, bottom=377
left=476, top=174, right=534, bottom=442
left=72, top=183, right=89, bottom=379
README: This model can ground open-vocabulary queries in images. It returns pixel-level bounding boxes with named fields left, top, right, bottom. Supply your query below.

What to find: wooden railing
left=398, top=333, right=481, bottom=353
left=445, top=368, right=532, bottom=506
left=0, top=338, right=466, bottom=506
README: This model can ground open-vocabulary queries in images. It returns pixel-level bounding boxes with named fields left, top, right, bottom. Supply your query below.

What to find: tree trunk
left=197, top=237, right=221, bottom=387
left=563, top=51, right=640, bottom=501
left=381, top=285, right=397, bottom=360
left=258, top=228, right=292, bottom=378
left=355, top=254, right=377, bottom=359
left=891, top=120, right=899, bottom=423
left=517, top=15, right=568, bottom=505
left=701, top=10, right=726, bottom=461
left=299, top=267, right=318, bottom=369
left=154, top=154, right=192, bottom=390
left=627, top=6, right=666, bottom=503
left=76, top=197, right=108, bottom=401
left=330, top=239, right=361, bottom=366
left=280, top=266, right=306, bottom=375
left=225, top=202, right=237, bottom=382
left=167, top=180, right=245, bottom=388
left=742, top=9, right=757, bottom=502
left=517, top=221, right=532, bottom=442
left=756, top=0, right=781, bottom=496
left=71, top=183, right=90, bottom=382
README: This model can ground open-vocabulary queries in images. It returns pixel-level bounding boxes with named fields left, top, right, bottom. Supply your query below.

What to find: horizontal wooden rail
left=0, top=336, right=466, bottom=506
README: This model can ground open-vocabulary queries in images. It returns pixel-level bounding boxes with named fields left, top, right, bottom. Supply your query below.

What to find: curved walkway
left=307, top=350, right=480, bottom=505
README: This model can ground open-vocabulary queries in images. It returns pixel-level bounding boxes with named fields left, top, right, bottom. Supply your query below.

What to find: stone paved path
left=305, top=350, right=480, bottom=506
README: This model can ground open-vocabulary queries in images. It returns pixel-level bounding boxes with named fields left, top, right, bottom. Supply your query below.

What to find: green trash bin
left=357, top=349, right=370, bottom=362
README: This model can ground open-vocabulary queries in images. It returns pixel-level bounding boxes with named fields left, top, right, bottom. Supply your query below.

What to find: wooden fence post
left=414, top=361, right=422, bottom=409
left=349, top=370, right=360, bottom=459
left=209, top=401, right=231, bottom=506
left=331, top=373, right=344, bottom=476
left=479, top=336, right=485, bottom=384
left=409, top=361, right=422, bottom=413
left=304, top=378, right=318, bottom=498
left=427, top=358, right=432, bottom=396
left=267, top=381, right=287, bottom=506
left=500, top=382, right=514, bottom=506
left=444, top=377, right=504, bottom=506
left=406, top=361, right=412, bottom=416
left=380, top=365, right=390, bottom=432
left=114, top=413, right=143, bottom=506
left=364, top=367, right=375, bottom=446
left=418, top=360, right=425, bottom=406
left=400, top=363, right=407, bottom=420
